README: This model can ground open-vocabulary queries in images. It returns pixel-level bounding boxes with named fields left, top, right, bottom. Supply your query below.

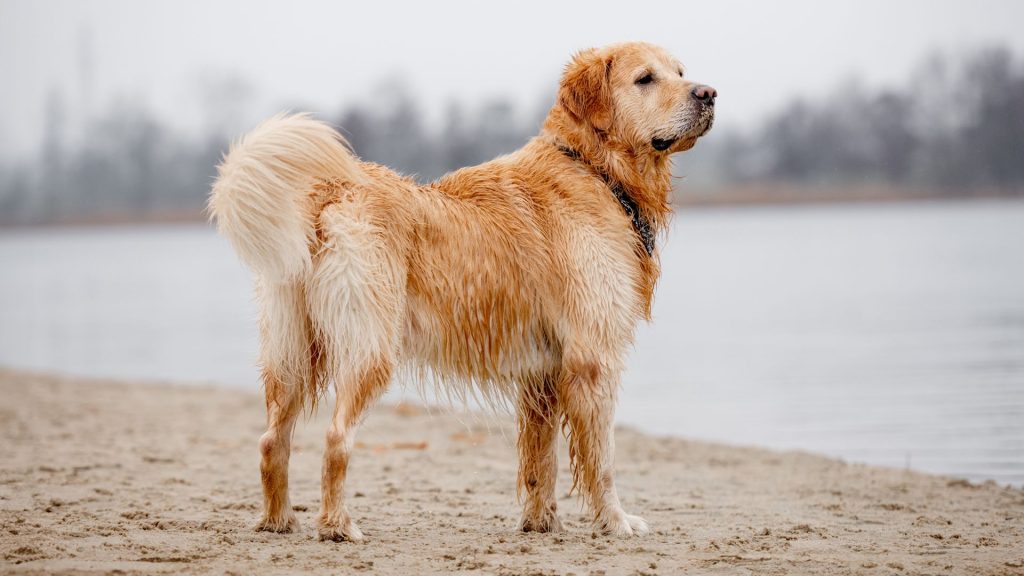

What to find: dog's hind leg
left=255, top=280, right=312, bottom=533
left=517, top=374, right=563, bottom=533
left=558, top=360, right=649, bottom=537
left=307, top=202, right=403, bottom=542
left=317, top=359, right=392, bottom=542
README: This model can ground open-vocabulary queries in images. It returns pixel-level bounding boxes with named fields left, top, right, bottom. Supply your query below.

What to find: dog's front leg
left=558, top=361, right=649, bottom=537
left=516, top=376, right=563, bottom=532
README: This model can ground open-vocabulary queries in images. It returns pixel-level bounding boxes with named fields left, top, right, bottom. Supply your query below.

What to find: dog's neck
left=555, top=144, right=655, bottom=257
left=540, top=107, right=674, bottom=231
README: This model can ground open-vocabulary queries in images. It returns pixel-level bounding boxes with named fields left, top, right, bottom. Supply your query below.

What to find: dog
left=208, top=41, right=715, bottom=541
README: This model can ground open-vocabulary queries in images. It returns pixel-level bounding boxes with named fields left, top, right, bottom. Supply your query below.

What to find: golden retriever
left=208, top=41, right=715, bottom=541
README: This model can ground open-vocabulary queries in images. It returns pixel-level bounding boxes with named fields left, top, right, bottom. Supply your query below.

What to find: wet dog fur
left=208, top=41, right=715, bottom=541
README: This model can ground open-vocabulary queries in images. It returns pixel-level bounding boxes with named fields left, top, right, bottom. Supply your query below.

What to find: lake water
left=1, top=200, right=1022, bottom=485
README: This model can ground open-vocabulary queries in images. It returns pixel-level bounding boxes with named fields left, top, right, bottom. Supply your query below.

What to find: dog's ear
left=558, top=48, right=613, bottom=132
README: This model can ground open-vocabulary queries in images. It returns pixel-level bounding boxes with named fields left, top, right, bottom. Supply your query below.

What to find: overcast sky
left=2, top=0, right=1023, bottom=159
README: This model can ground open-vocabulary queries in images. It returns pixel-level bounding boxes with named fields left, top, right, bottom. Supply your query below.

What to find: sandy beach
left=1, top=368, right=1022, bottom=575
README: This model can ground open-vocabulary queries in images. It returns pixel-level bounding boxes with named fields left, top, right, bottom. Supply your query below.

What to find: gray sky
left=2, top=0, right=1023, bottom=159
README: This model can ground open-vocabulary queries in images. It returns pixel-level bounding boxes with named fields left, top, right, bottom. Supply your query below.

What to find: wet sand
left=1, top=369, right=1022, bottom=575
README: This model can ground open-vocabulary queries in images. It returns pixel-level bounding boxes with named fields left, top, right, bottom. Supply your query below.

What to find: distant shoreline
left=674, top=184, right=1024, bottom=207
left=2, top=187, right=1022, bottom=230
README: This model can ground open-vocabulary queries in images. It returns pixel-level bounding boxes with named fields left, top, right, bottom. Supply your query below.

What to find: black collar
left=557, top=145, right=655, bottom=257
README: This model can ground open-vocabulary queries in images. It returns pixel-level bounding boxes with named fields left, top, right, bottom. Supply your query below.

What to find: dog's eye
left=678, top=70, right=684, bottom=77
left=635, top=73, right=654, bottom=85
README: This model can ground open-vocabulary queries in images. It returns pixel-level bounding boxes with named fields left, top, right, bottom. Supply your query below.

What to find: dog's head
left=558, top=42, right=716, bottom=155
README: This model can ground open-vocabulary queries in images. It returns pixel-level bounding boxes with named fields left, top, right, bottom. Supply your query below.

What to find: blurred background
left=1, top=0, right=1022, bottom=485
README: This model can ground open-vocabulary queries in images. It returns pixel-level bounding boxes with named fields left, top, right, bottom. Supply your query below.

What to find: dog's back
left=209, top=114, right=569, bottom=405
left=209, top=110, right=649, bottom=432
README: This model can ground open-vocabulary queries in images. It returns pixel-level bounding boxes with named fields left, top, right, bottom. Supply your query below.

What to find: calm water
left=1, top=200, right=1022, bottom=485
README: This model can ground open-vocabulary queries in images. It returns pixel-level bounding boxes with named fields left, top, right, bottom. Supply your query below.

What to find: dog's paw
left=596, top=509, right=649, bottom=537
left=519, top=508, right=564, bottom=533
left=318, top=517, right=364, bottom=543
left=255, top=513, right=299, bottom=534
left=623, top=513, right=650, bottom=536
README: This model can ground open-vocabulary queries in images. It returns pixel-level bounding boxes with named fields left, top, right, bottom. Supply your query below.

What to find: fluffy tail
left=208, top=113, right=364, bottom=281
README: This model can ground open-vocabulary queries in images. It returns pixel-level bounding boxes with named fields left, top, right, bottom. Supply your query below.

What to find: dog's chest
left=396, top=183, right=648, bottom=381
left=553, top=224, right=645, bottom=364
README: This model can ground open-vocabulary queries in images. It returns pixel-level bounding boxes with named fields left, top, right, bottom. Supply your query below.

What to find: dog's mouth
left=652, top=108, right=715, bottom=153
left=651, top=138, right=677, bottom=151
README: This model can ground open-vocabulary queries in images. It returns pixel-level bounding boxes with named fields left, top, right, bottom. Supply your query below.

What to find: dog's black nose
left=692, top=84, right=717, bottom=105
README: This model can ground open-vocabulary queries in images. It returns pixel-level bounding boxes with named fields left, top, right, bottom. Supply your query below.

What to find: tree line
left=1, top=46, right=1021, bottom=226
left=713, top=46, right=1024, bottom=194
